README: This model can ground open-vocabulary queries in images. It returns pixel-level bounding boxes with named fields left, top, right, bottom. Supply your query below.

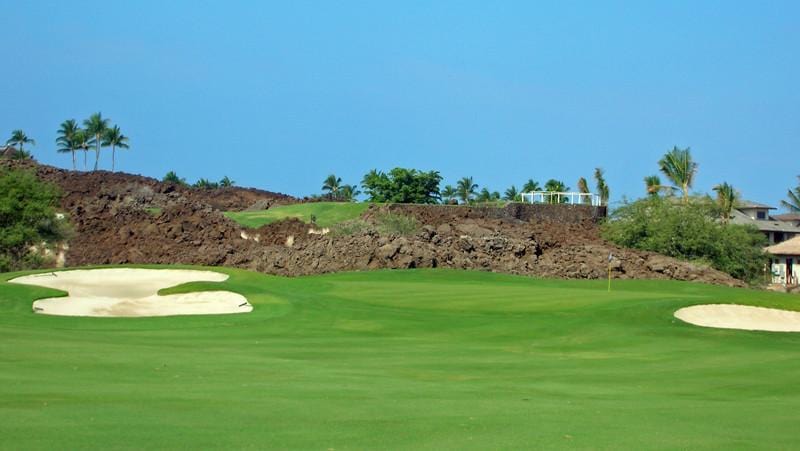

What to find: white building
left=730, top=201, right=800, bottom=244
left=767, top=236, right=800, bottom=287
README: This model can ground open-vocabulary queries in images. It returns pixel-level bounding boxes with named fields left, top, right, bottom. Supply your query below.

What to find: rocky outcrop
left=2, top=159, right=745, bottom=287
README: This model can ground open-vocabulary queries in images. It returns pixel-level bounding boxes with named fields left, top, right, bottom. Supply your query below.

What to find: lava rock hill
left=2, top=160, right=743, bottom=286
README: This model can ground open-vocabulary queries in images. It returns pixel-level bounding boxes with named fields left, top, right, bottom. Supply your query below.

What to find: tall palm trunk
left=111, top=145, right=116, bottom=172
left=84, top=149, right=87, bottom=170
left=71, top=149, right=76, bottom=170
left=93, top=134, right=101, bottom=171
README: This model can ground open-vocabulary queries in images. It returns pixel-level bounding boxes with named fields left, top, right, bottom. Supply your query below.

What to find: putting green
left=1, top=266, right=800, bottom=449
left=224, top=202, right=369, bottom=228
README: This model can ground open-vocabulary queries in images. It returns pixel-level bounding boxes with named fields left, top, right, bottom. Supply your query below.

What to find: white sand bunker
left=9, top=268, right=252, bottom=317
left=675, top=304, right=800, bottom=332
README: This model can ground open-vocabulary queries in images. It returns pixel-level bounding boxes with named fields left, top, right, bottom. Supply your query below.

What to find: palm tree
left=713, top=182, right=737, bottom=224
left=658, top=146, right=697, bottom=204
left=74, top=130, right=91, bottom=170
left=644, top=175, right=663, bottom=197
left=781, top=176, right=800, bottom=212
left=101, top=125, right=129, bottom=172
left=163, top=171, right=187, bottom=186
left=339, top=184, right=361, bottom=202
left=56, top=120, right=80, bottom=170
left=441, top=185, right=457, bottom=204
left=504, top=185, right=519, bottom=202
left=594, top=168, right=609, bottom=206
left=83, top=112, right=110, bottom=171
left=322, top=174, right=342, bottom=200
left=477, top=187, right=492, bottom=203
left=219, top=176, right=235, bottom=187
left=544, top=179, right=568, bottom=204
left=577, top=177, right=590, bottom=204
left=456, top=177, right=478, bottom=204
left=521, top=179, right=540, bottom=193
left=6, top=129, right=35, bottom=153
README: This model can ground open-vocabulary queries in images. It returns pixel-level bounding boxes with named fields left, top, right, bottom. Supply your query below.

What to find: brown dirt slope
left=2, top=160, right=743, bottom=287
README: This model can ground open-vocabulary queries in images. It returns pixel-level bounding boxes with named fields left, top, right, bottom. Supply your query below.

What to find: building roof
left=766, top=236, right=800, bottom=255
left=737, top=200, right=776, bottom=210
left=774, top=213, right=800, bottom=222
left=730, top=210, right=800, bottom=233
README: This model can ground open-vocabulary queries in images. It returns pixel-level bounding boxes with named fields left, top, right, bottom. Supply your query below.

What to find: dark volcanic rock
left=1, top=159, right=745, bottom=287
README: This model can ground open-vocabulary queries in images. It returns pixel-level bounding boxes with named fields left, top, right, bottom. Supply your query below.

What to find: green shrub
left=0, top=168, right=70, bottom=272
left=375, top=213, right=419, bottom=236
left=162, top=171, right=187, bottom=186
left=329, top=219, right=370, bottom=237
left=602, top=196, right=768, bottom=283
left=361, top=168, right=442, bottom=204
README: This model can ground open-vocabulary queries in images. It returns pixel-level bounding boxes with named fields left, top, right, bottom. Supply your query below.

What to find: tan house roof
left=766, top=236, right=800, bottom=256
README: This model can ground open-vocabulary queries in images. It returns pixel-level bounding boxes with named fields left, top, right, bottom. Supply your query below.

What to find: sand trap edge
left=674, top=304, right=800, bottom=333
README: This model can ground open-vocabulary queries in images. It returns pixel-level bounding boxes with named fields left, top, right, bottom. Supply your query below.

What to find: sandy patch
left=675, top=304, right=800, bottom=332
left=9, top=268, right=252, bottom=317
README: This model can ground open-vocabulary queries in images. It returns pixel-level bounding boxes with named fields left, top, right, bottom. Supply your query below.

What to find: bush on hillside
left=162, top=171, right=188, bottom=186
left=601, top=196, right=768, bottom=283
left=375, top=212, right=419, bottom=236
left=361, top=168, right=442, bottom=204
left=0, top=168, right=70, bottom=272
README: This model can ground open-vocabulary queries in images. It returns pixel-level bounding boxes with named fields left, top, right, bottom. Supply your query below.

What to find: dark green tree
left=0, top=168, right=70, bottom=272
left=361, top=168, right=442, bottom=204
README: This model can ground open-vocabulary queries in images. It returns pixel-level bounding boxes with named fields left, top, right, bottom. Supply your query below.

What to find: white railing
left=520, top=191, right=602, bottom=206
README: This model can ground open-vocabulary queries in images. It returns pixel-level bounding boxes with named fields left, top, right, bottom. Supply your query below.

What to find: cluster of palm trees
left=321, top=174, right=360, bottom=201
left=438, top=171, right=609, bottom=206
left=56, top=113, right=129, bottom=171
left=440, top=170, right=609, bottom=206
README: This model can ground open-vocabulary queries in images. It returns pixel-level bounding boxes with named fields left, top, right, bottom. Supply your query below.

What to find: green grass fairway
left=224, top=202, right=369, bottom=228
left=2, top=267, right=800, bottom=449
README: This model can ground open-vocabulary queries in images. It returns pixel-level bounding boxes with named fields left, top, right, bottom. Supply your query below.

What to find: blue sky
left=2, top=1, right=798, bottom=208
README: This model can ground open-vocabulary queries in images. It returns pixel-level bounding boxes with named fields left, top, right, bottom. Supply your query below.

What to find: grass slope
left=2, top=267, right=800, bottom=449
left=224, top=202, right=369, bottom=228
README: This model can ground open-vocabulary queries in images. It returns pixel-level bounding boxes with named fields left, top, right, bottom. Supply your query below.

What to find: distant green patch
left=225, top=202, right=370, bottom=228
left=145, top=207, right=162, bottom=216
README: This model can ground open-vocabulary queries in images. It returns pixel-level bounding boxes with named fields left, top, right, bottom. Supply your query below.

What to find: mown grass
left=2, top=267, right=800, bottom=449
left=224, top=202, right=370, bottom=228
